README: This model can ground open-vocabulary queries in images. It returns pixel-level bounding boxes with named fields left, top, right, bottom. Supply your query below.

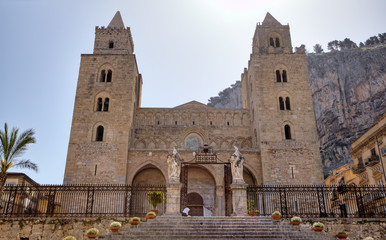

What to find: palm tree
left=0, top=123, right=37, bottom=191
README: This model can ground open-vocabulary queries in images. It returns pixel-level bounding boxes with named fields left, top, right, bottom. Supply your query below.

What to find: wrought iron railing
left=0, top=184, right=166, bottom=218
left=247, top=185, right=386, bottom=218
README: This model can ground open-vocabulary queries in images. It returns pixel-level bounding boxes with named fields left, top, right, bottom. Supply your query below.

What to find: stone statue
left=167, top=147, right=181, bottom=183
left=229, top=146, right=245, bottom=184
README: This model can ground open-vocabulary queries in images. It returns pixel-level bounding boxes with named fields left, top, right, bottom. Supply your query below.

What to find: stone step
left=103, top=216, right=336, bottom=240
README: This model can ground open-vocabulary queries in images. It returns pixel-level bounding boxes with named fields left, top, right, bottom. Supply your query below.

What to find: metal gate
left=180, top=144, right=232, bottom=216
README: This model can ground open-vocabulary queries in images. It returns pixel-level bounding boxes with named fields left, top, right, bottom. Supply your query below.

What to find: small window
left=175, top=121, right=178, bottom=125
left=94, top=165, right=98, bottom=176
left=192, top=121, right=195, bottom=125
left=279, top=97, right=285, bottom=110
left=109, top=41, right=114, bottom=49
left=227, top=122, right=230, bottom=126
left=210, top=121, right=212, bottom=126
left=97, top=98, right=103, bottom=111
left=275, top=38, right=280, bottom=47
left=157, top=121, right=160, bottom=125
left=285, top=97, right=291, bottom=110
left=284, top=125, right=291, bottom=139
left=106, top=70, right=112, bottom=82
left=96, top=126, right=104, bottom=141
left=358, top=157, right=364, bottom=167
left=282, top=70, right=287, bottom=82
left=270, top=37, right=274, bottom=47
left=371, top=148, right=376, bottom=156
left=276, top=70, right=281, bottom=82
left=100, top=70, right=106, bottom=82
left=103, top=98, right=109, bottom=112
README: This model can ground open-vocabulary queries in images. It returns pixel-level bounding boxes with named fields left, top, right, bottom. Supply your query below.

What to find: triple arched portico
left=129, top=145, right=255, bottom=216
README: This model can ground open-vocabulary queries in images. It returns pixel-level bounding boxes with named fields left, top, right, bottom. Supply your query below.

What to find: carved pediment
left=173, top=101, right=214, bottom=109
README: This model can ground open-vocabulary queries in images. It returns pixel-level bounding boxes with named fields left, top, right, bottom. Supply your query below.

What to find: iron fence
left=247, top=185, right=386, bottom=218
left=0, top=184, right=166, bottom=218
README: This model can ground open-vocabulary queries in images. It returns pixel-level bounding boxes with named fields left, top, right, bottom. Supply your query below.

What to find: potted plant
left=336, top=231, right=348, bottom=239
left=290, top=216, right=301, bottom=225
left=271, top=211, right=281, bottom=220
left=312, top=222, right=324, bottom=232
left=110, top=221, right=122, bottom=232
left=147, top=191, right=165, bottom=214
left=129, top=217, right=141, bottom=225
left=146, top=211, right=157, bottom=219
left=247, top=200, right=260, bottom=216
left=86, top=228, right=99, bottom=239
left=63, top=237, right=76, bottom=240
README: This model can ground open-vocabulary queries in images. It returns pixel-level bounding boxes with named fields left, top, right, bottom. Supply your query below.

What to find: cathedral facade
left=63, top=12, right=324, bottom=216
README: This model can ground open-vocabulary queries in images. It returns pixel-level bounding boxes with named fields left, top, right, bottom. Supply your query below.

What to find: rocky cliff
left=208, top=45, right=386, bottom=176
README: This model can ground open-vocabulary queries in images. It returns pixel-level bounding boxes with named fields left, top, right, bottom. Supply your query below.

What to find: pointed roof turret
left=108, top=11, right=125, bottom=29
left=262, top=12, right=282, bottom=26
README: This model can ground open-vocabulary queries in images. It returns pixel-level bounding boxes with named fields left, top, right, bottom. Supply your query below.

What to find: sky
left=0, top=0, right=385, bottom=184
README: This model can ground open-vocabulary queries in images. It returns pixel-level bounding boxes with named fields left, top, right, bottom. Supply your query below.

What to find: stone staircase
left=103, top=216, right=337, bottom=240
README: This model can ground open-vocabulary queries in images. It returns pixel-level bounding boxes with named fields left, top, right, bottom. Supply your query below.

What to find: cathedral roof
left=262, top=12, right=282, bottom=26
left=108, top=11, right=125, bottom=29
left=173, top=101, right=214, bottom=109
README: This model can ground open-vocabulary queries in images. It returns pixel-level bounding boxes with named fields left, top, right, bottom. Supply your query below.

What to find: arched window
left=97, top=98, right=103, bottom=111
left=276, top=70, right=281, bottom=82
left=284, top=125, right=291, bottom=139
left=282, top=70, right=287, bottom=82
left=285, top=97, right=291, bottom=110
left=109, top=41, right=114, bottom=49
left=275, top=38, right=280, bottom=47
left=100, top=70, right=106, bottom=82
left=269, top=38, right=274, bottom=47
left=106, top=70, right=112, bottom=82
left=96, top=126, right=104, bottom=141
left=103, top=98, right=109, bottom=112
left=279, top=97, right=285, bottom=110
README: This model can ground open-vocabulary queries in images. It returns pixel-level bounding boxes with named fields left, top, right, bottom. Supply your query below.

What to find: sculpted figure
left=167, top=147, right=181, bottom=183
left=229, top=146, right=245, bottom=184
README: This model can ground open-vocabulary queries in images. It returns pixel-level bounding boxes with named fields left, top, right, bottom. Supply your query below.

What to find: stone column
left=165, top=183, right=182, bottom=216
left=215, top=185, right=225, bottom=216
left=230, top=183, right=248, bottom=216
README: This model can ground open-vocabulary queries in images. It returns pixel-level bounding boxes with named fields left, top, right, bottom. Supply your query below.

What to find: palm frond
left=9, top=128, right=35, bottom=160
left=14, top=160, right=38, bottom=172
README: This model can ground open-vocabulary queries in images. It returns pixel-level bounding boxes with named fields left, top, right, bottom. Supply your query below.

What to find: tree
left=327, top=40, right=340, bottom=51
left=313, top=44, right=324, bottom=54
left=339, top=38, right=357, bottom=50
left=359, top=42, right=364, bottom=48
left=0, top=123, right=37, bottom=191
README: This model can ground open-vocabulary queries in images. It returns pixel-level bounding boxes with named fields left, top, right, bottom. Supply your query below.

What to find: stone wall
left=0, top=218, right=384, bottom=240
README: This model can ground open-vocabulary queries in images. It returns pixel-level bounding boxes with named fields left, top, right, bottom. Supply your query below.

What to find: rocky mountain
left=208, top=45, right=386, bottom=176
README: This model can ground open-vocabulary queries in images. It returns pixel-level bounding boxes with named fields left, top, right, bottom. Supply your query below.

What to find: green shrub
left=86, top=228, right=99, bottom=234
left=147, top=191, right=165, bottom=209
left=110, top=221, right=122, bottom=227
left=131, top=217, right=141, bottom=222
left=272, top=211, right=281, bottom=216
left=312, top=222, right=324, bottom=228
left=290, top=216, right=301, bottom=222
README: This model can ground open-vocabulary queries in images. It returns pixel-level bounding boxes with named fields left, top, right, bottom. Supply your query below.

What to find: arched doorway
left=131, top=165, right=166, bottom=216
left=186, top=192, right=204, bottom=216
left=243, top=167, right=257, bottom=186
left=132, top=164, right=166, bottom=185
left=184, top=166, right=216, bottom=216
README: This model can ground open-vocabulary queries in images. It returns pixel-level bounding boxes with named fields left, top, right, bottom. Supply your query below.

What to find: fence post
left=86, top=186, right=95, bottom=217
left=354, top=185, right=365, bottom=218
left=317, top=186, right=328, bottom=217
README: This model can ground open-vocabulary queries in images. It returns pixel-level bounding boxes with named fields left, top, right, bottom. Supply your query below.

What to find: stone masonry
left=63, top=11, right=324, bottom=216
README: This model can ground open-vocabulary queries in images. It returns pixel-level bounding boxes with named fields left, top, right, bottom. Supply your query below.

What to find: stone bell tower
left=241, top=13, right=324, bottom=184
left=63, top=11, right=142, bottom=184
